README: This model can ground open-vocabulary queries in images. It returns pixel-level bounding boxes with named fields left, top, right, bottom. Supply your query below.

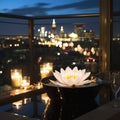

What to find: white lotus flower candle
left=50, top=66, right=94, bottom=87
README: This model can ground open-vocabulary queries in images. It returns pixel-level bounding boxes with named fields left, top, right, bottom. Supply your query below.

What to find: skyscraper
left=51, top=19, right=57, bottom=35
left=59, top=26, right=64, bottom=38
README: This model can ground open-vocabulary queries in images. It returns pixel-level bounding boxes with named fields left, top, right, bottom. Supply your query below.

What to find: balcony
left=0, top=0, right=120, bottom=120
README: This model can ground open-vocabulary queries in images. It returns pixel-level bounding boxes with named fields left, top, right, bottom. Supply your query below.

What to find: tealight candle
left=40, top=62, right=53, bottom=79
left=21, top=76, right=30, bottom=90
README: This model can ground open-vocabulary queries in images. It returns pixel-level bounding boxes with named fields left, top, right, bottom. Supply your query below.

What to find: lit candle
left=40, top=62, right=53, bottom=79
left=37, top=82, right=43, bottom=89
left=11, top=69, right=22, bottom=88
left=21, top=76, right=30, bottom=90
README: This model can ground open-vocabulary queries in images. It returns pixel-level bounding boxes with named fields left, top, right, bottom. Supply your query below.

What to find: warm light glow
left=41, top=93, right=50, bottom=104
left=37, top=82, right=43, bottom=89
left=69, top=32, right=78, bottom=38
left=40, top=62, right=53, bottom=79
left=93, top=58, right=95, bottom=62
left=83, top=50, right=87, bottom=56
left=23, top=98, right=31, bottom=104
left=12, top=100, right=22, bottom=109
left=87, top=59, right=89, bottom=62
left=21, top=76, right=30, bottom=90
left=91, top=47, right=95, bottom=54
left=65, top=74, right=78, bottom=80
left=11, top=69, right=22, bottom=88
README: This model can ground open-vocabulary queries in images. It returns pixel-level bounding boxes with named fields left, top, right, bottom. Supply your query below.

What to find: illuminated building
left=51, top=19, right=57, bottom=35
left=74, top=24, right=85, bottom=37
left=59, top=26, right=64, bottom=38
left=40, top=27, right=46, bottom=38
left=74, top=24, right=94, bottom=39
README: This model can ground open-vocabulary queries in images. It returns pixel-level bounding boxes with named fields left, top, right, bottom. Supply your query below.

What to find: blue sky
left=0, top=0, right=99, bottom=16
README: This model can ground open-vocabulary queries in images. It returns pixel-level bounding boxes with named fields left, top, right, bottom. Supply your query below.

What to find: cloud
left=6, top=2, right=50, bottom=16
left=49, top=0, right=99, bottom=11
left=2, top=0, right=99, bottom=17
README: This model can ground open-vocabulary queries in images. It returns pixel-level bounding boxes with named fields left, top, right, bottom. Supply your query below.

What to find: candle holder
left=11, top=69, right=22, bottom=88
left=21, top=76, right=30, bottom=90
left=40, top=62, right=53, bottom=79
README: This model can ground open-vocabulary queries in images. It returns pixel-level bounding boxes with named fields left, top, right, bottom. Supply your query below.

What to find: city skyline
left=0, top=0, right=120, bottom=36
left=0, top=17, right=99, bottom=36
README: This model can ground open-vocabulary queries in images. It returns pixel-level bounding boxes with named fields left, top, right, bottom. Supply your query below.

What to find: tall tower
left=40, top=26, right=45, bottom=37
left=60, top=26, right=64, bottom=38
left=51, top=19, right=57, bottom=35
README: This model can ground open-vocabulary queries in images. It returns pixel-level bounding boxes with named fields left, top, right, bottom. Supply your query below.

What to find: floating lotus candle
left=50, top=66, right=95, bottom=87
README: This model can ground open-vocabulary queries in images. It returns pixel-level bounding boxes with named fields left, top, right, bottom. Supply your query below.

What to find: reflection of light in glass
left=12, top=98, right=31, bottom=110
left=12, top=100, right=22, bottom=109
left=23, top=98, right=31, bottom=104
left=41, top=93, right=50, bottom=104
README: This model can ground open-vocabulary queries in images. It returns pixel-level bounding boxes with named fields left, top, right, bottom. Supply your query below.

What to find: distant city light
left=57, top=52, right=60, bottom=56
left=0, top=70, right=3, bottom=74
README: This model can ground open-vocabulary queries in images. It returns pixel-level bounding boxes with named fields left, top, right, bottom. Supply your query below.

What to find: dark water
left=0, top=94, right=100, bottom=120
left=0, top=96, right=45, bottom=119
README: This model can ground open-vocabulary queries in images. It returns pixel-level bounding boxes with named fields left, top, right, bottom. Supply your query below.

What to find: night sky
left=0, top=0, right=119, bottom=36
left=0, top=0, right=99, bottom=16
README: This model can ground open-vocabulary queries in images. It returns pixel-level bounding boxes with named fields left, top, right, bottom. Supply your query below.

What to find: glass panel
left=111, top=16, right=120, bottom=70
left=111, top=0, right=120, bottom=70
left=0, top=17, right=29, bottom=86
left=113, top=0, right=120, bottom=12
left=34, top=17, right=100, bottom=79
left=0, top=17, right=28, bottom=35
left=0, top=16, right=100, bottom=87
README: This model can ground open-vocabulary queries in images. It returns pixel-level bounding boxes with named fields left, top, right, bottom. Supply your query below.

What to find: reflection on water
left=12, top=100, right=23, bottom=109
left=12, top=98, right=31, bottom=110
left=0, top=95, right=45, bottom=119
left=0, top=93, right=100, bottom=120
left=41, top=93, right=50, bottom=104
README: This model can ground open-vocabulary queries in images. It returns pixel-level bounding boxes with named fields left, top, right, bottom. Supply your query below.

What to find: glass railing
left=0, top=15, right=100, bottom=88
